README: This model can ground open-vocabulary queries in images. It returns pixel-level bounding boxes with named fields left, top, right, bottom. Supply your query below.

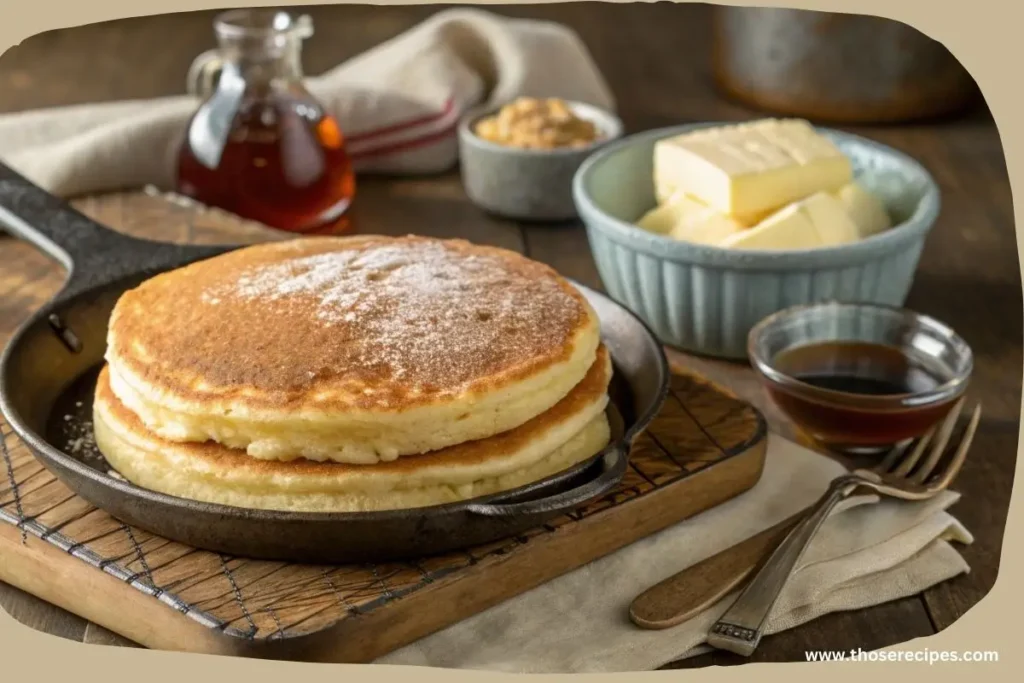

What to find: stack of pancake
left=92, top=235, right=613, bottom=513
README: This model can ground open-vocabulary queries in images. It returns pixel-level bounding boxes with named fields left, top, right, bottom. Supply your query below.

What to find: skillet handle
left=465, top=444, right=629, bottom=517
left=0, top=161, right=224, bottom=301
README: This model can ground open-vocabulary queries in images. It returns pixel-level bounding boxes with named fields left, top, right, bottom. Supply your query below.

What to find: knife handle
left=628, top=512, right=803, bottom=630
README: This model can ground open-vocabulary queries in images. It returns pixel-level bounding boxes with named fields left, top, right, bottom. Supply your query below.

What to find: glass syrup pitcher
left=176, top=9, right=356, bottom=235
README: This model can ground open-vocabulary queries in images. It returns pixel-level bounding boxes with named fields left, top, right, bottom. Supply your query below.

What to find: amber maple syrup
left=764, top=340, right=959, bottom=450
left=176, top=9, right=355, bottom=235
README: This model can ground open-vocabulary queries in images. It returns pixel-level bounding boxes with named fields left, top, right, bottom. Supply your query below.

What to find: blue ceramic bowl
left=572, top=123, right=941, bottom=359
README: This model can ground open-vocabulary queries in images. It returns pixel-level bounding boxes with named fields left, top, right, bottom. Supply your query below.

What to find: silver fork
left=706, top=397, right=982, bottom=657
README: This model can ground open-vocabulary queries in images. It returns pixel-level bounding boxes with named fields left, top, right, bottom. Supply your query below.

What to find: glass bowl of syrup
left=748, top=302, right=973, bottom=454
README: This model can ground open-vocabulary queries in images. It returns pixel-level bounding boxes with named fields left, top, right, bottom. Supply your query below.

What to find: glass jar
left=176, top=9, right=356, bottom=234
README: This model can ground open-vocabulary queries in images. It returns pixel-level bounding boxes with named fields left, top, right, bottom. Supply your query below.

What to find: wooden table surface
left=0, top=2, right=1018, bottom=668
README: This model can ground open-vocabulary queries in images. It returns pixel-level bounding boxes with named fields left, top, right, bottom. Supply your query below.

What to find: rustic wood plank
left=353, top=176, right=526, bottom=252
left=83, top=622, right=142, bottom=648
left=0, top=523, right=242, bottom=655
left=0, top=580, right=88, bottom=643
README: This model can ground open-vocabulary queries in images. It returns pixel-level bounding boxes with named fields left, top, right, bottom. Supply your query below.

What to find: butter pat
left=653, top=119, right=853, bottom=223
left=637, top=192, right=744, bottom=245
left=671, top=210, right=745, bottom=246
left=636, top=192, right=689, bottom=234
left=719, top=203, right=821, bottom=251
left=834, top=181, right=891, bottom=238
left=719, top=192, right=860, bottom=251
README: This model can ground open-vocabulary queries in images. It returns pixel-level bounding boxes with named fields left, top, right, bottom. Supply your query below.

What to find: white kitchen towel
left=0, top=8, right=615, bottom=198
left=379, top=434, right=972, bottom=672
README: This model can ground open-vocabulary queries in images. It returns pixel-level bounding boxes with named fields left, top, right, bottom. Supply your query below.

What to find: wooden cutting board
left=0, top=191, right=768, bottom=662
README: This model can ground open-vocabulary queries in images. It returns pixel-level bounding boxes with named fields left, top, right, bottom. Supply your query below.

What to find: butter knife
left=629, top=512, right=803, bottom=629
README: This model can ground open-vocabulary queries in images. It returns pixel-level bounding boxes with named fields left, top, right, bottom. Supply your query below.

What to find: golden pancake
left=93, top=347, right=613, bottom=513
left=105, top=235, right=601, bottom=464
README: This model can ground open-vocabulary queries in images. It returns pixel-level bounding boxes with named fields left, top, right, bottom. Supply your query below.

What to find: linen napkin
left=0, top=8, right=615, bottom=198
left=378, top=434, right=972, bottom=673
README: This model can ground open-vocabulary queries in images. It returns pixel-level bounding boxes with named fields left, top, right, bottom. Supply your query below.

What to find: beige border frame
left=0, top=1, right=1019, bottom=680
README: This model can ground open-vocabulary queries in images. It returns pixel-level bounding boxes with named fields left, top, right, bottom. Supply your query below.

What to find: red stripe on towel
left=344, top=97, right=457, bottom=144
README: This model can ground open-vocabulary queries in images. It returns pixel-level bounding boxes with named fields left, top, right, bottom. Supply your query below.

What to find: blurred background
left=0, top=3, right=984, bottom=125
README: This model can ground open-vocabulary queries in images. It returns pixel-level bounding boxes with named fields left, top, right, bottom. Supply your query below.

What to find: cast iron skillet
left=0, top=161, right=669, bottom=564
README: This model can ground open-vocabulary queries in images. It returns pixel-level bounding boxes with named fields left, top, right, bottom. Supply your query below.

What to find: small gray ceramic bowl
left=458, top=101, right=623, bottom=221
left=572, top=123, right=941, bottom=359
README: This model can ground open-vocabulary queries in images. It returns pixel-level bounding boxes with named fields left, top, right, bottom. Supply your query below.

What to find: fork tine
left=889, top=428, right=934, bottom=477
left=926, top=403, right=981, bottom=491
left=876, top=439, right=912, bottom=473
left=910, top=398, right=966, bottom=484
left=909, top=398, right=966, bottom=483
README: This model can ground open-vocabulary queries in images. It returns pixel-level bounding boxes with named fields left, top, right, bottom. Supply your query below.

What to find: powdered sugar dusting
left=196, top=239, right=586, bottom=392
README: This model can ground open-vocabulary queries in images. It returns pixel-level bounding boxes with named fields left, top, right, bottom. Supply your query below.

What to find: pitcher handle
left=187, top=49, right=224, bottom=98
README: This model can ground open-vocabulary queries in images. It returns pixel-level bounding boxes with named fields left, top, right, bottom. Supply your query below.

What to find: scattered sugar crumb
left=63, top=416, right=97, bottom=457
